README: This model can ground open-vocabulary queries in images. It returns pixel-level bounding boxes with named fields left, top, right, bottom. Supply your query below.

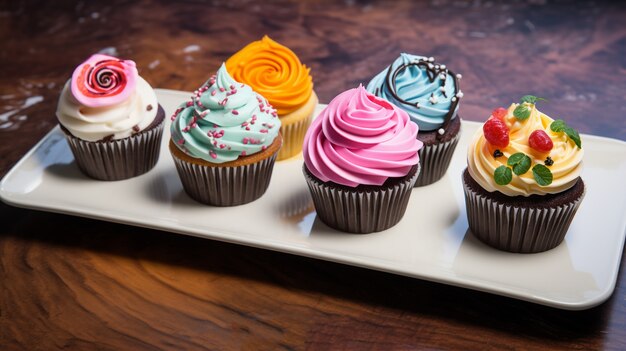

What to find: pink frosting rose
left=70, top=54, right=138, bottom=107
left=303, top=85, right=422, bottom=187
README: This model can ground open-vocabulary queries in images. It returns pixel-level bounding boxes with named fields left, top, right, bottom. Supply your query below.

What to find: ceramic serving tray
left=2, top=89, right=626, bottom=310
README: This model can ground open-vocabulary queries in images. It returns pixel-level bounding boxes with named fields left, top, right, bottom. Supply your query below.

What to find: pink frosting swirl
left=70, top=54, right=138, bottom=108
left=303, top=85, right=422, bottom=187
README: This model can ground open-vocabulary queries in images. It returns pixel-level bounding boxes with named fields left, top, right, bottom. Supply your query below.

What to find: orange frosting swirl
left=226, top=36, right=313, bottom=116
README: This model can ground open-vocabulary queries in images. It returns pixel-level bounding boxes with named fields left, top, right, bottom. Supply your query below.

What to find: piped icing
left=56, top=54, right=159, bottom=142
left=366, top=53, right=462, bottom=132
left=225, top=36, right=313, bottom=116
left=467, top=101, right=583, bottom=197
left=170, top=63, right=281, bottom=163
left=303, top=85, right=422, bottom=187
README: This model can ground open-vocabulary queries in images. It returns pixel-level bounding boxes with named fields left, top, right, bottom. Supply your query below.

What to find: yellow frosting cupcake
left=226, top=36, right=317, bottom=160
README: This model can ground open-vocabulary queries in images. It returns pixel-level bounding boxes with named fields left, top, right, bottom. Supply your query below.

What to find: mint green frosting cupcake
left=170, top=63, right=281, bottom=163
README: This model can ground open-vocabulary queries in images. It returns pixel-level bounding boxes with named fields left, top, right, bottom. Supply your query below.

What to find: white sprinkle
left=438, top=128, right=445, bottom=135
left=440, top=64, right=446, bottom=70
left=456, top=73, right=462, bottom=79
left=428, top=63, right=434, bottom=69
left=452, top=97, right=457, bottom=102
left=428, top=57, right=435, bottom=62
left=457, top=91, right=464, bottom=98
left=429, top=94, right=439, bottom=105
left=440, top=87, right=446, bottom=92
left=148, top=59, right=160, bottom=70
left=440, top=73, right=446, bottom=80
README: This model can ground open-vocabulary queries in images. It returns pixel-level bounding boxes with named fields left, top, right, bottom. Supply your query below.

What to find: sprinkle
left=245, top=127, right=250, bottom=131
left=232, top=110, right=239, bottom=115
left=230, top=85, right=235, bottom=90
left=545, top=156, right=554, bottom=166
left=186, top=101, right=193, bottom=107
left=440, top=87, right=446, bottom=92
left=191, top=123, right=197, bottom=128
left=428, top=57, right=435, bottom=62
left=211, top=90, right=217, bottom=96
left=456, top=91, right=464, bottom=98
left=183, top=127, right=190, bottom=132
left=493, top=149, right=504, bottom=158
left=240, top=84, right=244, bottom=87
left=429, top=94, right=439, bottom=105
left=241, top=122, right=249, bottom=127
left=177, top=139, right=185, bottom=145
left=440, top=64, right=446, bottom=70
left=243, top=137, right=249, bottom=144
left=219, top=87, right=225, bottom=92
left=262, top=145, right=267, bottom=150
left=241, top=151, right=247, bottom=156
left=210, top=151, right=217, bottom=159
left=438, top=128, right=445, bottom=135
left=260, top=129, right=268, bottom=133
left=456, top=73, right=462, bottom=79
left=451, top=97, right=457, bottom=102
left=428, top=63, right=434, bottom=69
left=146, top=104, right=153, bottom=111
left=219, top=144, right=226, bottom=149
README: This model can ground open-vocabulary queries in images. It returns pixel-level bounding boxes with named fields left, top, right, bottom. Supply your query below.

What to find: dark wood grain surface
left=1, top=0, right=625, bottom=349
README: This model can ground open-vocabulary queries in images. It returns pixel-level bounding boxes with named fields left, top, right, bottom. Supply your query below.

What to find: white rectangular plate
left=2, top=89, right=626, bottom=310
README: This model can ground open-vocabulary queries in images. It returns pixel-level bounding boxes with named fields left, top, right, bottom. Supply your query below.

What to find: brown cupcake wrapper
left=172, top=152, right=278, bottom=206
left=63, top=119, right=165, bottom=181
left=277, top=112, right=313, bottom=161
left=303, top=164, right=420, bottom=234
left=462, top=177, right=586, bottom=253
left=415, top=129, right=461, bottom=187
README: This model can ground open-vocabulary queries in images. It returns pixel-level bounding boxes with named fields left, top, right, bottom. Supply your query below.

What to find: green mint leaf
left=532, top=164, right=553, bottom=186
left=494, top=166, right=513, bottom=185
left=507, top=152, right=532, bottom=175
left=520, top=95, right=546, bottom=104
left=564, top=126, right=582, bottom=149
left=513, top=105, right=531, bottom=120
left=550, top=119, right=567, bottom=132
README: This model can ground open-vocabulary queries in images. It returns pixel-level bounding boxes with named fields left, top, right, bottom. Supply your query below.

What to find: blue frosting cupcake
left=366, top=53, right=464, bottom=186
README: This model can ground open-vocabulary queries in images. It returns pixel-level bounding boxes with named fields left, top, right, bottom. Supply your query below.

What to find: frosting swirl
left=71, top=54, right=137, bottom=108
left=467, top=104, right=583, bottom=196
left=170, top=63, right=281, bottom=163
left=303, top=85, right=422, bottom=187
left=366, top=53, right=461, bottom=132
left=225, top=36, right=313, bottom=116
left=57, top=54, right=158, bottom=142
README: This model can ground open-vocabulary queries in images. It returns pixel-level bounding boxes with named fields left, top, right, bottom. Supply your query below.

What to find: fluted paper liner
left=415, top=129, right=461, bottom=187
left=462, top=177, right=585, bottom=253
left=172, top=153, right=278, bottom=206
left=63, top=119, right=164, bottom=181
left=277, top=112, right=313, bottom=161
left=303, top=164, right=420, bottom=234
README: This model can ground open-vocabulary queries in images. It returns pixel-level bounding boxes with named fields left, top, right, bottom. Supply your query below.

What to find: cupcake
left=169, top=63, right=282, bottom=206
left=302, top=85, right=422, bottom=234
left=56, top=54, right=165, bottom=180
left=226, top=35, right=317, bottom=161
left=463, top=96, right=585, bottom=253
left=366, top=53, right=462, bottom=186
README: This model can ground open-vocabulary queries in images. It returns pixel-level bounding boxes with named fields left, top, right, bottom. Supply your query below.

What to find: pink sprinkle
left=240, top=84, right=244, bottom=88
left=262, top=145, right=267, bottom=150
left=183, top=127, right=190, bottom=132
left=232, top=110, right=239, bottom=115
left=260, top=129, right=268, bottom=133
left=219, top=144, right=226, bottom=149
left=241, top=122, right=249, bottom=127
left=211, top=90, right=217, bottom=96
left=191, top=123, right=198, bottom=128
left=243, top=137, right=249, bottom=144
left=186, top=101, right=193, bottom=107
left=210, top=152, right=217, bottom=159
left=230, top=85, right=235, bottom=90
left=219, top=87, right=225, bottom=92
left=213, top=124, right=218, bottom=128
left=213, top=141, right=218, bottom=146
left=272, top=112, right=277, bottom=117
left=241, top=151, right=247, bottom=156
left=178, top=139, right=185, bottom=145
left=245, top=127, right=250, bottom=131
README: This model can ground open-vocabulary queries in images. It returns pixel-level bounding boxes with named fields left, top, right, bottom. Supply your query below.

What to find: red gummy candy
left=491, top=107, right=507, bottom=120
left=483, top=118, right=509, bottom=148
left=528, top=130, right=553, bottom=152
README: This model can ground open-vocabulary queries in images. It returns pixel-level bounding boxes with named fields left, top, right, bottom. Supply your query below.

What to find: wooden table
left=2, top=1, right=625, bottom=349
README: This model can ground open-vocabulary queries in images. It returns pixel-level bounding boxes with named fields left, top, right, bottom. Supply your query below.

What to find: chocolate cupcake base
left=415, top=116, right=461, bottom=187
left=62, top=105, right=165, bottom=181
left=462, top=168, right=585, bottom=253
left=303, top=164, right=420, bottom=234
